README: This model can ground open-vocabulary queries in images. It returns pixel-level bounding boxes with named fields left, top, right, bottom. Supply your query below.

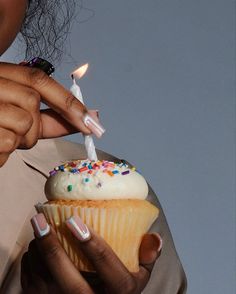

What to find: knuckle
left=29, top=68, right=50, bottom=88
left=68, top=283, right=85, bottom=294
left=92, top=242, right=110, bottom=264
left=1, top=133, right=17, bottom=153
left=17, top=113, right=33, bottom=135
left=43, top=244, right=61, bottom=260
left=121, top=275, right=137, bottom=294
left=25, top=90, right=40, bottom=112
left=0, top=103, right=10, bottom=112
left=0, top=77, right=11, bottom=88
left=65, top=93, right=78, bottom=111
left=22, top=137, right=38, bottom=149
left=0, top=154, right=9, bottom=167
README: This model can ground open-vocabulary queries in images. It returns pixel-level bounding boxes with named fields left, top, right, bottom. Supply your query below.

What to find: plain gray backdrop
left=1, top=0, right=235, bottom=293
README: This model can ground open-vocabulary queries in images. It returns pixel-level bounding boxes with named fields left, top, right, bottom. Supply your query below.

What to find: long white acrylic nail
left=66, top=216, right=90, bottom=242
left=31, top=213, right=50, bottom=238
left=83, top=114, right=105, bottom=138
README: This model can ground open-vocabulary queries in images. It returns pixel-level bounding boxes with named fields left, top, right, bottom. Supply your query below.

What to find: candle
left=70, top=77, right=83, bottom=103
left=70, top=64, right=98, bottom=161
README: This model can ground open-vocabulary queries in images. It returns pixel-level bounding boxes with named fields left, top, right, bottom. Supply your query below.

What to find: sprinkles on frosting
left=67, top=184, right=73, bottom=192
left=50, top=160, right=130, bottom=176
left=49, top=159, right=137, bottom=192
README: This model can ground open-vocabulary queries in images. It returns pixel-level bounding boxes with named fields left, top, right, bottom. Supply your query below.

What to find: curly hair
left=20, top=0, right=78, bottom=63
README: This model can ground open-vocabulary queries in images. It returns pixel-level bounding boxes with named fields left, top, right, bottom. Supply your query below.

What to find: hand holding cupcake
left=27, top=212, right=162, bottom=293
left=36, top=159, right=159, bottom=272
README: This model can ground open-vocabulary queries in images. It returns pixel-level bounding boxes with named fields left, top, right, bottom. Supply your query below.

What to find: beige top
left=0, top=139, right=187, bottom=294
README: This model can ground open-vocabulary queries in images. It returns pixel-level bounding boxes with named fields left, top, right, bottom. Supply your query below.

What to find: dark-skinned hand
left=21, top=213, right=162, bottom=294
left=0, top=62, right=104, bottom=166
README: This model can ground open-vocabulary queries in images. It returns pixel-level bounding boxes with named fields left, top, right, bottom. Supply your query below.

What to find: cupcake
left=36, top=159, right=159, bottom=272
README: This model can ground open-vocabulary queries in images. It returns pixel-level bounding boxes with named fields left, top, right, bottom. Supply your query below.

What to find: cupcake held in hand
left=36, top=159, right=159, bottom=272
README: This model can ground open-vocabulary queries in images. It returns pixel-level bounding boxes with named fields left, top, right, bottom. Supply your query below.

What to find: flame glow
left=72, top=63, right=89, bottom=79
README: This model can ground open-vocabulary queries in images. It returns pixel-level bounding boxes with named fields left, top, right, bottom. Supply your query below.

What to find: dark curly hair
left=20, top=0, right=78, bottom=63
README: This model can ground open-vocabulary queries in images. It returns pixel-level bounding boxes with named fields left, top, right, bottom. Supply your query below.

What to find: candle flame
left=72, top=63, right=89, bottom=79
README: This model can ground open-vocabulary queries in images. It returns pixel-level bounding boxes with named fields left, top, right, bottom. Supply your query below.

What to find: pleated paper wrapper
left=36, top=199, right=159, bottom=272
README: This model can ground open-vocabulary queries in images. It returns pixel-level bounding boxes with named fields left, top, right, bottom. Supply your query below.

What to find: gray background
left=1, top=0, right=235, bottom=293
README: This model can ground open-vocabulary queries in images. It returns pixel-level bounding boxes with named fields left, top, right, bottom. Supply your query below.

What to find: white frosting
left=45, top=159, right=148, bottom=201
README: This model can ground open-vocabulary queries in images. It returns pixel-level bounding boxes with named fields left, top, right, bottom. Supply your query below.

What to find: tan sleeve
left=143, top=184, right=187, bottom=294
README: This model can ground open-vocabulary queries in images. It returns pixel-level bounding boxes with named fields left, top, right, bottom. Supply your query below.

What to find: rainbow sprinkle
left=122, top=170, right=130, bottom=175
left=49, top=170, right=57, bottom=176
left=59, top=165, right=64, bottom=171
left=107, top=170, right=114, bottom=177
left=49, top=160, right=138, bottom=192
left=67, top=185, right=73, bottom=192
left=112, top=170, right=119, bottom=174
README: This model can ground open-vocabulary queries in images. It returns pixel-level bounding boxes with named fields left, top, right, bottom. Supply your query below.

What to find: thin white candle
left=70, top=73, right=98, bottom=161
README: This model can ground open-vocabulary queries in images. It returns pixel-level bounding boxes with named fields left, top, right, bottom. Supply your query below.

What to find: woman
left=0, top=0, right=187, bottom=293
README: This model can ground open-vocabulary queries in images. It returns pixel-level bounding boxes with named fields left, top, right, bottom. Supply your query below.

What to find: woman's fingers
left=31, top=213, right=162, bottom=294
left=66, top=216, right=134, bottom=293
left=21, top=252, right=31, bottom=290
left=134, top=233, right=162, bottom=290
left=0, top=76, right=101, bottom=142
left=0, top=77, right=41, bottom=147
left=0, top=128, right=19, bottom=153
left=21, top=241, right=66, bottom=294
left=0, top=153, right=10, bottom=167
left=0, top=62, right=104, bottom=166
left=40, top=109, right=100, bottom=138
left=139, top=233, right=162, bottom=267
left=0, top=127, right=20, bottom=166
left=31, top=214, right=94, bottom=294
left=40, top=109, right=78, bottom=138
left=66, top=216, right=160, bottom=294
left=0, top=102, right=40, bottom=148
left=0, top=62, right=105, bottom=137
left=27, top=239, right=54, bottom=283
left=0, top=103, right=33, bottom=136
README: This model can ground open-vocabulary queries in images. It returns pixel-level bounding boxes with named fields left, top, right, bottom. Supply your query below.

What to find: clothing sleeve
left=143, top=184, right=187, bottom=294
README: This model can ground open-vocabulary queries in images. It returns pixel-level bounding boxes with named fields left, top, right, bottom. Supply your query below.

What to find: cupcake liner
left=36, top=199, right=159, bottom=272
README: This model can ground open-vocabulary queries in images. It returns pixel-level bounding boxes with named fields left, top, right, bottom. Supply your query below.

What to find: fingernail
left=151, top=233, right=163, bottom=253
left=83, top=114, right=105, bottom=138
left=87, top=109, right=100, bottom=122
left=31, top=213, right=50, bottom=238
left=66, top=216, right=91, bottom=242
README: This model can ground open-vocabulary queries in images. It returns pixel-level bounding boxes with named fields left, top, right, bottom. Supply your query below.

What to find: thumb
left=139, top=233, right=162, bottom=269
left=133, top=233, right=162, bottom=291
